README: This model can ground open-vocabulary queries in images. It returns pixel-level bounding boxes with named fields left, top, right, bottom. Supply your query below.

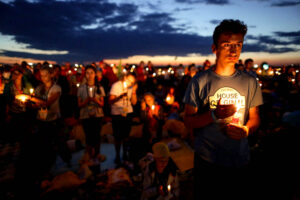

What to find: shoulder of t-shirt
left=110, top=81, right=121, bottom=93
left=238, top=70, right=257, bottom=84
left=191, top=69, right=211, bottom=85
left=52, top=84, right=62, bottom=91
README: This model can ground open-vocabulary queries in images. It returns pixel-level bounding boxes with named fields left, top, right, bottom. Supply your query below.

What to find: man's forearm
left=245, top=117, right=260, bottom=135
left=184, top=111, right=214, bottom=129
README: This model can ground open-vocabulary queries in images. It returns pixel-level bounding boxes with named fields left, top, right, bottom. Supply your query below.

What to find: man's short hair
left=213, top=19, right=247, bottom=46
left=245, top=58, right=253, bottom=65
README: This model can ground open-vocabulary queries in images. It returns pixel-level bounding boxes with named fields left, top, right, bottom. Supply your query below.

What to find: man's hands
left=213, top=99, right=249, bottom=140
left=214, top=99, right=236, bottom=119
left=226, top=123, right=249, bottom=140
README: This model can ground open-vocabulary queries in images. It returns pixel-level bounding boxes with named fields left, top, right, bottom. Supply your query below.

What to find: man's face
left=212, top=33, right=244, bottom=66
left=155, top=157, right=169, bottom=173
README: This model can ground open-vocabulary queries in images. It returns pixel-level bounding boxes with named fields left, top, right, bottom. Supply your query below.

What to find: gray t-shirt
left=77, top=84, right=105, bottom=119
left=183, top=69, right=263, bottom=167
left=36, top=84, right=61, bottom=121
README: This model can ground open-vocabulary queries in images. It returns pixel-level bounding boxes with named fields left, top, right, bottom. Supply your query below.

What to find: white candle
left=151, top=105, right=155, bottom=111
left=167, top=184, right=171, bottom=193
left=89, top=87, right=93, bottom=97
left=29, top=88, right=34, bottom=95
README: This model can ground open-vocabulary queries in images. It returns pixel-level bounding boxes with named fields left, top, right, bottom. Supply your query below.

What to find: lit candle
left=89, top=87, right=93, bottom=97
left=151, top=105, right=155, bottom=111
left=123, top=82, right=127, bottom=89
left=16, top=94, right=29, bottom=103
left=167, top=184, right=171, bottom=193
left=232, top=103, right=242, bottom=125
left=68, top=70, right=72, bottom=75
left=76, top=83, right=80, bottom=88
left=29, top=88, right=34, bottom=95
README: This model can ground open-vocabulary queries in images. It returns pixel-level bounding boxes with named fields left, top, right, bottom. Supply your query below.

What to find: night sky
left=0, top=0, right=300, bottom=65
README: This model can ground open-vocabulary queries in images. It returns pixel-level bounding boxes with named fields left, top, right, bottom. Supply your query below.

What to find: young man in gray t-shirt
left=183, top=19, right=263, bottom=199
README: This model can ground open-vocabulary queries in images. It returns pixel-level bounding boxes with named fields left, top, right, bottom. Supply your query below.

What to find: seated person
left=139, top=142, right=179, bottom=200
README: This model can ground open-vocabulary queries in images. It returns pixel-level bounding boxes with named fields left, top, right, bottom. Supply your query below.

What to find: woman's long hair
left=85, top=65, right=103, bottom=95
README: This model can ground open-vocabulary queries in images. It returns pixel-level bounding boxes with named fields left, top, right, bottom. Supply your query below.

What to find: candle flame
left=167, top=184, right=171, bottom=192
left=151, top=105, right=155, bottom=110
left=16, top=94, right=29, bottom=102
left=29, top=88, right=34, bottom=95
left=123, top=82, right=127, bottom=88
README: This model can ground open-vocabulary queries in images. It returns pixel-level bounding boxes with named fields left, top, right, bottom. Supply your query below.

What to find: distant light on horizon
left=263, top=64, right=269, bottom=70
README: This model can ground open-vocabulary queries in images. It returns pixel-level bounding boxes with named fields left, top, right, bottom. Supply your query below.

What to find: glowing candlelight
left=167, top=184, right=171, bottom=193
left=232, top=103, right=243, bottom=125
left=89, top=87, right=93, bottom=97
left=68, top=70, right=72, bottom=74
left=153, top=73, right=156, bottom=77
left=166, top=96, right=170, bottom=101
left=76, top=83, right=80, bottom=88
left=29, top=88, right=34, bottom=95
left=151, top=105, right=155, bottom=111
left=16, top=94, right=29, bottom=103
left=123, top=82, right=127, bottom=89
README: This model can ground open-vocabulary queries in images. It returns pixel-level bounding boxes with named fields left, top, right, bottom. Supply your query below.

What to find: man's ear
left=212, top=44, right=217, bottom=54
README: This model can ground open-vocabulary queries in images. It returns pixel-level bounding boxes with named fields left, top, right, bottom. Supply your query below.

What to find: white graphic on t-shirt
left=209, top=87, right=245, bottom=125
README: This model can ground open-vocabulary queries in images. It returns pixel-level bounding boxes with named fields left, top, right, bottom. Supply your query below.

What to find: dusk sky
left=0, top=0, right=299, bottom=66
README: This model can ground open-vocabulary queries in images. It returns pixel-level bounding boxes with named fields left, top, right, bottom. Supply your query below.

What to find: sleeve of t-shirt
left=109, top=82, right=120, bottom=96
left=249, top=78, right=263, bottom=108
left=182, top=78, right=200, bottom=108
left=77, top=85, right=84, bottom=99
left=51, top=85, right=61, bottom=95
left=100, top=86, right=106, bottom=97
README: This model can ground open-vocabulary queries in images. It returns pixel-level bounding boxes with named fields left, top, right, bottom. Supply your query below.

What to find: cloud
left=271, top=1, right=300, bottom=7
left=0, top=0, right=298, bottom=63
left=274, top=30, right=300, bottom=37
left=175, top=0, right=230, bottom=5
left=209, top=19, right=222, bottom=25
left=0, top=0, right=214, bottom=62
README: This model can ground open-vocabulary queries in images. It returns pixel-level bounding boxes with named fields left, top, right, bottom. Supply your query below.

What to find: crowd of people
left=1, top=20, right=300, bottom=200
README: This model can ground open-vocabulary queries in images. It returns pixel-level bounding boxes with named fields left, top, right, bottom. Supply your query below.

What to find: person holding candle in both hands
left=77, top=65, right=106, bottom=165
left=140, top=142, right=179, bottom=200
left=141, top=93, right=164, bottom=146
left=183, top=19, right=263, bottom=199
left=109, top=73, right=138, bottom=165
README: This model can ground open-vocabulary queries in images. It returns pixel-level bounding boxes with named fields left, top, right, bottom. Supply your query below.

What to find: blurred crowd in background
left=0, top=58, right=299, bottom=199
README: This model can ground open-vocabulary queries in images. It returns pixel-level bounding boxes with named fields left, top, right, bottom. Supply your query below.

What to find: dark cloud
left=209, top=19, right=222, bottom=25
left=274, top=30, right=300, bottom=37
left=0, top=0, right=298, bottom=63
left=175, top=0, right=230, bottom=5
left=173, top=7, right=194, bottom=11
left=0, top=0, right=213, bottom=62
left=246, top=35, right=290, bottom=45
left=271, top=1, right=300, bottom=7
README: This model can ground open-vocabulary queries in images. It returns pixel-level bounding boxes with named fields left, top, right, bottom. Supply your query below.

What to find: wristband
left=211, top=110, right=217, bottom=122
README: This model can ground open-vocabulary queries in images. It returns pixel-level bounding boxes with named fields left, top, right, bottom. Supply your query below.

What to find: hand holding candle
left=226, top=123, right=249, bottom=140
left=214, top=99, right=236, bottom=120
left=15, top=94, right=30, bottom=103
